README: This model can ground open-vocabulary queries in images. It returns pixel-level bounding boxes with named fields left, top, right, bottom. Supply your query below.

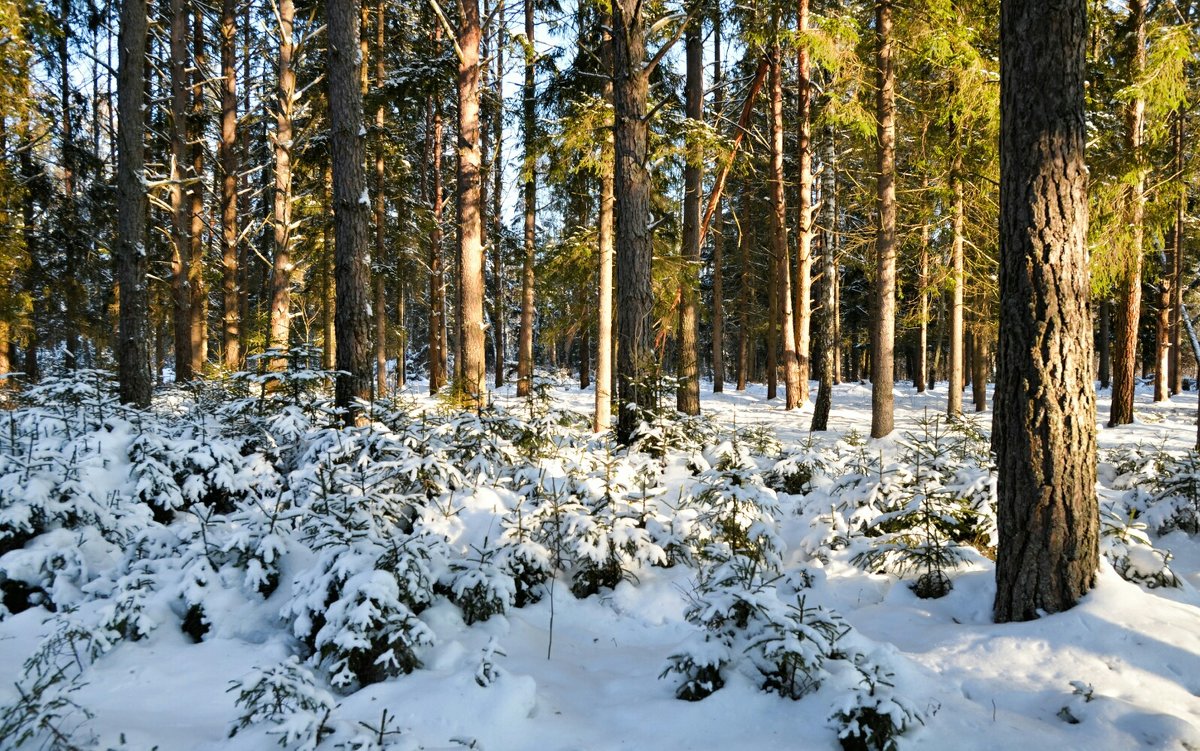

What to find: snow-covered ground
left=1, top=374, right=1199, bottom=751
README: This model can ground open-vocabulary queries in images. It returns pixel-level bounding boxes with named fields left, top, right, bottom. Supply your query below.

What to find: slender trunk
left=1109, top=0, right=1145, bottom=427
left=189, top=7, right=207, bottom=374
left=374, top=0, right=388, bottom=395
left=516, top=0, right=537, bottom=397
left=676, top=13, right=702, bottom=415
left=580, top=325, right=590, bottom=389
left=328, top=0, right=373, bottom=422
left=220, top=0, right=240, bottom=370
left=711, top=17, right=724, bottom=393
left=396, top=285, right=407, bottom=388
left=1170, top=109, right=1184, bottom=395
left=492, top=0, right=506, bottom=387
left=973, top=323, right=988, bottom=411
left=871, top=0, right=896, bottom=437
left=268, top=0, right=297, bottom=366
left=612, top=0, right=654, bottom=444
left=949, top=150, right=965, bottom=415
left=430, top=98, right=447, bottom=392
left=117, top=0, right=151, bottom=405
left=170, top=0, right=192, bottom=380
left=915, top=181, right=929, bottom=393
left=594, top=24, right=615, bottom=432
left=812, top=127, right=837, bottom=431
left=994, top=0, right=1097, bottom=622
left=769, top=47, right=800, bottom=409
left=794, top=0, right=813, bottom=403
left=60, top=0, right=81, bottom=366
left=737, top=207, right=749, bottom=391
left=322, top=163, right=337, bottom=370
left=1099, top=299, right=1111, bottom=388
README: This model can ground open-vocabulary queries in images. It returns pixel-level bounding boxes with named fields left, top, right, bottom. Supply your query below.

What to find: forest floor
left=1, top=374, right=1199, bottom=750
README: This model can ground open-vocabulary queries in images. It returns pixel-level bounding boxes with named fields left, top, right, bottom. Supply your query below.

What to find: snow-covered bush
left=830, top=654, right=927, bottom=751
left=1100, top=506, right=1181, bottom=589
left=227, top=656, right=337, bottom=750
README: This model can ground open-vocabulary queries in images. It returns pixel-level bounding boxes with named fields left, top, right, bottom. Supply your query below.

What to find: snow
left=2, top=373, right=1200, bottom=750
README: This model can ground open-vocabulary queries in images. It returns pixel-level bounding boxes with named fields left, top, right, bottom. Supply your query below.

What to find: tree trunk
left=116, top=0, right=151, bottom=406
left=812, top=127, right=837, bottom=431
left=612, top=0, right=654, bottom=444
left=871, top=0, right=896, bottom=437
left=516, top=0, right=537, bottom=397
left=737, top=206, right=749, bottom=391
left=60, top=0, right=82, bottom=367
left=794, top=0, right=813, bottom=404
left=268, top=0, right=296, bottom=366
left=328, top=0, right=372, bottom=422
left=429, top=94, right=447, bottom=392
left=374, top=0, right=388, bottom=396
left=492, top=0, right=506, bottom=388
left=1098, top=299, right=1111, bottom=388
left=994, top=0, right=1098, bottom=623
left=170, top=0, right=192, bottom=380
left=1169, top=109, right=1184, bottom=395
left=1109, top=0, right=1145, bottom=427
left=972, top=324, right=987, bottom=411
left=769, top=46, right=800, bottom=410
left=676, top=13, right=702, bottom=415
left=948, top=149, right=965, bottom=416
left=711, top=16, right=725, bottom=393
left=189, top=7, right=207, bottom=374
left=915, top=181, right=929, bottom=393
left=457, top=0, right=487, bottom=408
left=220, top=0, right=240, bottom=370
left=594, top=22, right=615, bottom=432
left=322, top=164, right=337, bottom=370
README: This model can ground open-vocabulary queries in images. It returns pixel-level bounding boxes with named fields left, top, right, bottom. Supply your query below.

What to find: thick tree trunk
left=457, top=0, right=487, bottom=408
left=612, top=0, right=654, bottom=444
left=516, top=0, right=537, bottom=397
left=169, top=0, right=192, bottom=380
left=220, top=0, right=240, bottom=370
left=676, top=15, right=702, bottom=415
left=769, top=47, right=801, bottom=410
left=1109, top=0, right=1146, bottom=427
left=871, top=0, right=896, bottom=438
left=116, top=0, right=151, bottom=406
left=812, top=128, right=837, bottom=431
left=993, top=0, right=1098, bottom=623
left=268, top=0, right=296, bottom=366
left=711, top=17, right=724, bottom=393
left=328, top=0, right=372, bottom=422
left=794, top=0, right=813, bottom=404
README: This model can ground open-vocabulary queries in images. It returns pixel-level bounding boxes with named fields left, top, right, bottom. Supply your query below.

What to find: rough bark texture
left=169, top=0, right=192, bottom=380
left=328, top=0, right=372, bottom=423
left=612, top=0, right=654, bottom=444
left=220, top=0, right=240, bottom=370
left=516, top=0, right=536, bottom=398
left=268, top=0, right=296, bottom=365
left=794, top=0, right=813, bottom=403
left=769, top=48, right=800, bottom=410
left=871, top=0, right=896, bottom=437
left=812, top=127, right=837, bottom=431
left=1109, top=0, right=1145, bottom=427
left=428, top=95, right=447, bottom=392
left=374, top=0, right=388, bottom=396
left=993, top=0, right=1098, bottom=623
left=491, top=0, right=506, bottom=388
left=676, top=15, right=702, bottom=415
left=116, top=0, right=151, bottom=407
left=457, top=0, right=487, bottom=408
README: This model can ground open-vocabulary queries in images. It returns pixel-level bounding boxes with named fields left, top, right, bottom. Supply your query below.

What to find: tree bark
left=169, top=0, right=192, bottom=380
left=972, top=323, right=987, bottom=411
left=794, top=0, right=813, bottom=404
left=457, top=0, right=487, bottom=408
left=769, top=46, right=800, bottom=410
left=676, top=11, right=702, bottom=415
left=220, top=0, right=240, bottom=370
left=737, top=207, right=749, bottom=391
left=116, top=0, right=151, bottom=406
left=594, top=22, right=615, bottom=432
left=374, top=0, right=388, bottom=396
left=491, top=0, right=506, bottom=388
left=1169, top=109, right=1184, bottom=395
left=994, top=0, right=1098, bottom=623
left=948, top=149, right=965, bottom=416
left=612, top=0, right=654, bottom=444
left=189, top=7, right=207, bottom=374
left=268, top=0, right=297, bottom=366
left=871, top=0, right=896, bottom=437
left=915, top=180, right=929, bottom=393
left=328, top=0, right=372, bottom=422
left=711, top=16, right=725, bottom=393
left=1098, top=299, right=1111, bottom=388
left=1109, top=0, right=1146, bottom=427
left=812, top=127, right=837, bottom=431
left=516, top=0, right=537, bottom=398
